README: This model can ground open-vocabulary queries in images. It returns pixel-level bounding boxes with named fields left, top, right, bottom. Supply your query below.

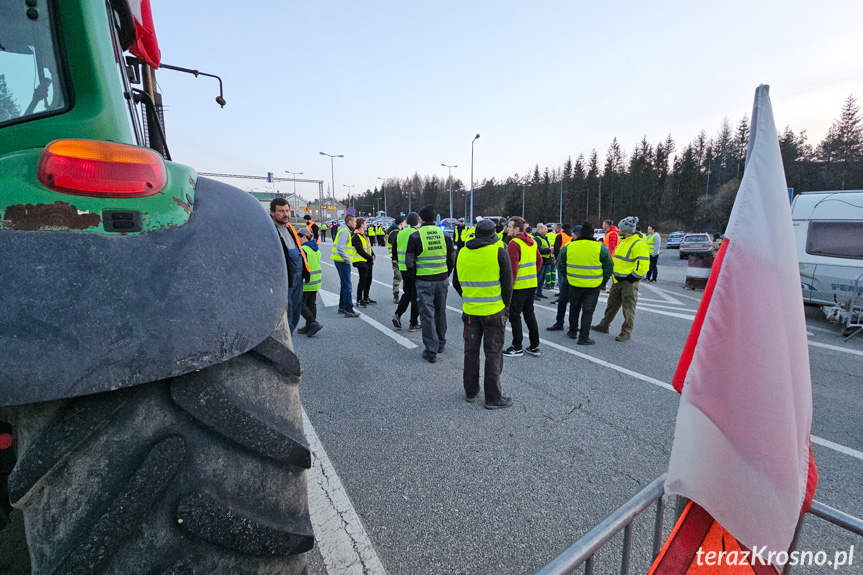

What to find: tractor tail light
left=38, top=139, right=167, bottom=198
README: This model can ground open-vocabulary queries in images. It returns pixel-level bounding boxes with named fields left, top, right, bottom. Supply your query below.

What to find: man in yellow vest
left=453, top=219, right=514, bottom=409
left=533, top=223, right=552, bottom=299
left=296, top=228, right=324, bottom=336
left=331, top=214, right=360, bottom=318
left=406, top=204, right=455, bottom=363
left=393, top=212, right=421, bottom=331
left=592, top=216, right=650, bottom=342
left=387, top=216, right=406, bottom=303
left=645, top=225, right=660, bottom=282
left=454, top=218, right=466, bottom=249
left=558, top=222, right=613, bottom=345
left=502, top=216, right=542, bottom=357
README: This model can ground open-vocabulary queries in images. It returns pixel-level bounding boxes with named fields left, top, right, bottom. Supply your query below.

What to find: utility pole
left=442, top=163, right=457, bottom=219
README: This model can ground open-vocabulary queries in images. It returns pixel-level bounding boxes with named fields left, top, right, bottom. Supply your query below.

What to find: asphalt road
left=296, top=245, right=863, bottom=575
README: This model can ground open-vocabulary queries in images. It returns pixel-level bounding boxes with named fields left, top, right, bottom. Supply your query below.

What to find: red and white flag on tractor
left=665, top=85, right=817, bottom=555
left=128, top=0, right=161, bottom=68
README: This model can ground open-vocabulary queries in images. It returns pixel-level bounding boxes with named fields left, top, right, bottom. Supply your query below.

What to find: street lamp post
left=319, top=151, right=343, bottom=220
left=441, top=163, right=457, bottom=219
left=559, top=171, right=569, bottom=224
left=470, top=134, right=479, bottom=223
left=377, top=177, right=389, bottom=216
left=519, top=182, right=532, bottom=218
left=285, top=170, right=303, bottom=223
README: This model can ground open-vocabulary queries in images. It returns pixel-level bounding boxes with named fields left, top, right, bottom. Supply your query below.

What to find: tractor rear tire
left=3, top=325, right=313, bottom=575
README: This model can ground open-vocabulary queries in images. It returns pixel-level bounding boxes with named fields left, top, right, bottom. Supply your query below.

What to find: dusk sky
left=152, top=0, right=863, bottom=205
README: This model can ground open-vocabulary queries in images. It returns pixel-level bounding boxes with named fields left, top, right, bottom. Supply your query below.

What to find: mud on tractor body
left=0, top=1, right=312, bottom=573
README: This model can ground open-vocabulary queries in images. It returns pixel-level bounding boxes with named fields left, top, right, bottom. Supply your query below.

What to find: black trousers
left=356, top=265, right=372, bottom=301
left=301, top=291, right=318, bottom=325
left=567, top=285, right=601, bottom=340
left=509, top=288, right=539, bottom=349
left=396, top=273, right=420, bottom=325
left=555, top=280, right=570, bottom=325
left=463, top=309, right=507, bottom=402
left=647, top=254, right=659, bottom=281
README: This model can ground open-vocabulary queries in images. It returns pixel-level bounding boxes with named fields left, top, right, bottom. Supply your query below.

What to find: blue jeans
left=335, top=261, right=354, bottom=312
left=287, top=248, right=304, bottom=333
left=536, top=264, right=549, bottom=295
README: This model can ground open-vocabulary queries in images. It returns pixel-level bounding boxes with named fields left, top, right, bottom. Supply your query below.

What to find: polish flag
left=665, top=85, right=817, bottom=556
left=128, top=0, right=161, bottom=68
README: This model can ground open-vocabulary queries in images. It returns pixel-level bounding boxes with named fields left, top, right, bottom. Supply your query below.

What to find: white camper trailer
left=790, top=190, right=863, bottom=307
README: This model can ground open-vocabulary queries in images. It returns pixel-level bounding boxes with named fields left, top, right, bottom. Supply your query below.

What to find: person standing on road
left=503, top=216, right=542, bottom=358
left=393, top=212, right=422, bottom=331
left=270, top=198, right=310, bottom=334
left=297, top=228, right=324, bottom=337
left=559, top=222, right=612, bottom=345
left=454, top=219, right=514, bottom=409
left=303, top=214, right=320, bottom=244
left=533, top=223, right=552, bottom=300
left=600, top=219, right=620, bottom=290
left=454, top=218, right=467, bottom=249
left=645, top=225, right=661, bottom=282
left=406, top=204, right=455, bottom=363
left=592, top=216, right=650, bottom=342
left=352, top=218, right=376, bottom=307
left=331, top=214, right=360, bottom=318
left=388, top=216, right=406, bottom=303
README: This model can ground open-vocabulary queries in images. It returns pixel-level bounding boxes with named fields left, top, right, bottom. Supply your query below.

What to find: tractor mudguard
left=0, top=177, right=288, bottom=407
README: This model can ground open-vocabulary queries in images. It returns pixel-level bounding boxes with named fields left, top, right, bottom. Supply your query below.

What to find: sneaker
left=591, top=324, right=609, bottom=334
left=437, top=344, right=445, bottom=355
left=422, top=350, right=437, bottom=363
left=525, top=346, right=541, bottom=357
left=615, top=333, right=631, bottom=342
left=358, top=300, right=367, bottom=308
left=547, top=323, right=564, bottom=331
left=344, top=311, right=360, bottom=318
left=566, top=331, right=578, bottom=339
left=533, top=295, right=542, bottom=301
left=392, top=314, right=402, bottom=329
left=466, top=393, right=479, bottom=403
left=577, top=338, right=596, bottom=346
left=297, top=325, right=310, bottom=335
left=485, top=396, right=513, bottom=410
left=537, top=293, right=548, bottom=299
left=408, top=323, right=422, bottom=332
left=366, top=299, right=377, bottom=305
left=306, top=322, right=323, bottom=337
left=502, top=346, right=523, bottom=357
left=393, top=294, right=400, bottom=303
left=338, top=309, right=346, bottom=315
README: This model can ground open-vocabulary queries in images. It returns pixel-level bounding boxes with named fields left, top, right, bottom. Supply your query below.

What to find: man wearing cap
left=270, top=198, right=311, bottom=334
left=454, top=219, right=514, bottom=409
left=406, top=204, right=455, bottom=363
left=454, top=218, right=467, bottom=249
left=303, top=214, right=320, bottom=244
left=393, top=212, right=422, bottom=331
left=592, top=216, right=650, bottom=342
left=297, top=228, right=324, bottom=336
left=388, top=216, right=406, bottom=303
left=558, top=222, right=612, bottom=345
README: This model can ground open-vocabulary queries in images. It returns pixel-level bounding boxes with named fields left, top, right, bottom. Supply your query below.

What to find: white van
left=790, top=190, right=863, bottom=306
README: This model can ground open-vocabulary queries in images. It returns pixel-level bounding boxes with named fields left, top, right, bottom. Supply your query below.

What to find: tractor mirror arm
left=158, top=63, right=227, bottom=108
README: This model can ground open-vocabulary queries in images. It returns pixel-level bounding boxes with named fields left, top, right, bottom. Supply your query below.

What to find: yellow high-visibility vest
left=457, top=244, right=505, bottom=316
left=612, top=235, right=650, bottom=281
left=565, top=240, right=603, bottom=288
left=511, top=237, right=538, bottom=290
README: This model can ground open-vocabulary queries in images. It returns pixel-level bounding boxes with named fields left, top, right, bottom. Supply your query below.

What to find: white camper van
left=790, top=190, right=863, bottom=306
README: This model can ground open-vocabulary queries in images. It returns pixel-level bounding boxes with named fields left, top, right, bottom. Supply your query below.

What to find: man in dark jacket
left=406, top=204, right=455, bottom=363
left=503, top=216, right=542, bottom=357
left=351, top=217, right=376, bottom=307
left=453, top=219, right=514, bottom=409
left=557, top=222, right=613, bottom=344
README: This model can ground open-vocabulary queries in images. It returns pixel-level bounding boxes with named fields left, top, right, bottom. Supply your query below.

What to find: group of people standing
left=271, top=196, right=658, bottom=413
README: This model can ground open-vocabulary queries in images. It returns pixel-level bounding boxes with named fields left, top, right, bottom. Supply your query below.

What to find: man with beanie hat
left=454, top=219, right=514, bottom=409
left=393, top=213, right=421, bottom=329
left=558, top=222, right=613, bottom=344
left=406, top=204, right=455, bottom=363
left=592, top=216, right=650, bottom=341
left=388, top=216, right=406, bottom=303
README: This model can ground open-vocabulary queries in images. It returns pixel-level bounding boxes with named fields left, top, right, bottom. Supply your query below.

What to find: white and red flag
left=665, top=85, right=818, bottom=555
left=128, top=0, right=161, bottom=68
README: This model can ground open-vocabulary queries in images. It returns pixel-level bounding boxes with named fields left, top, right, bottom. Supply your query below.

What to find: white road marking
left=442, top=303, right=863, bottom=462
left=640, top=282, right=685, bottom=305
left=318, top=289, right=417, bottom=349
left=807, top=341, right=863, bottom=357
left=648, top=285, right=704, bottom=303
left=303, top=408, right=388, bottom=575
left=318, top=289, right=340, bottom=308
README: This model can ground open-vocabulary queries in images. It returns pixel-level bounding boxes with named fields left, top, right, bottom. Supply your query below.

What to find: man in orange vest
left=270, top=198, right=311, bottom=334
left=303, top=214, right=320, bottom=244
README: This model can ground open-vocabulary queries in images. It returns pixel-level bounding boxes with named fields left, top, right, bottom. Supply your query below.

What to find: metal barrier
left=535, top=474, right=863, bottom=575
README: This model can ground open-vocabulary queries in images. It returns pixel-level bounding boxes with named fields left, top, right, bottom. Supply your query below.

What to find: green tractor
left=0, top=1, right=313, bottom=573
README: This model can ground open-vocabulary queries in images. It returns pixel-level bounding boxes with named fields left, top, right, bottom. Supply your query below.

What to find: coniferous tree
left=0, top=74, right=21, bottom=122
left=816, top=95, right=863, bottom=189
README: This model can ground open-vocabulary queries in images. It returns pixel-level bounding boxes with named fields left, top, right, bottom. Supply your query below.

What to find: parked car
left=666, top=231, right=685, bottom=249
left=791, top=190, right=863, bottom=306
left=594, top=228, right=606, bottom=242
left=679, top=233, right=714, bottom=259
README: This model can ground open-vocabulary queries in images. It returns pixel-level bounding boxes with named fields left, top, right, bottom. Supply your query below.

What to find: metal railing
left=536, top=474, right=863, bottom=575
